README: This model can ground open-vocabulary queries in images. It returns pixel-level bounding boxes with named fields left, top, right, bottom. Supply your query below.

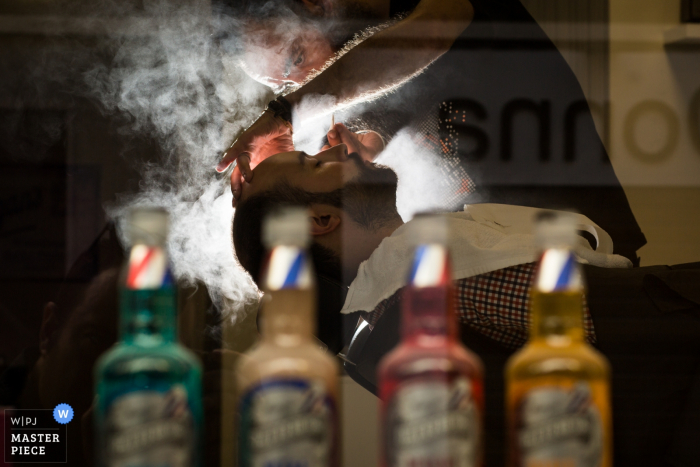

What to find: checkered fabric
left=362, top=291, right=401, bottom=329
left=361, top=263, right=596, bottom=349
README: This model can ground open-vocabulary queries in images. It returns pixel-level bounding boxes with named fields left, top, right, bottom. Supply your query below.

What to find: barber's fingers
left=218, top=139, right=255, bottom=173
left=216, top=147, right=236, bottom=172
left=355, top=130, right=385, bottom=160
left=335, top=123, right=363, bottom=152
left=325, top=123, right=383, bottom=160
left=229, top=160, right=246, bottom=208
left=217, top=139, right=255, bottom=172
left=230, top=169, right=242, bottom=207
left=216, top=113, right=267, bottom=172
left=326, top=124, right=342, bottom=147
left=230, top=154, right=252, bottom=207
left=238, top=154, right=253, bottom=182
left=326, top=123, right=361, bottom=153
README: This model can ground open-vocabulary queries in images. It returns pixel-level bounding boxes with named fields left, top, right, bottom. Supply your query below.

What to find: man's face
left=240, top=144, right=400, bottom=231
left=239, top=144, right=362, bottom=202
left=240, top=0, right=378, bottom=92
left=231, top=145, right=399, bottom=289
left=242, top=21, right=336, bottom=93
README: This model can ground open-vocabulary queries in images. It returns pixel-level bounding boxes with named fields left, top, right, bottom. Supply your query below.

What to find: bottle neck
left=530, top=247, right=585, bottom=346
left=120, top=243, right=176, bottom=346
left=402, top=244, right=457, bottom=344
left=260, top=245, right=315, bottom=347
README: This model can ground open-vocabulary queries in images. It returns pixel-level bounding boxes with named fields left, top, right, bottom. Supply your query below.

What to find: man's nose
left=315, top=144, right=348, bottom=162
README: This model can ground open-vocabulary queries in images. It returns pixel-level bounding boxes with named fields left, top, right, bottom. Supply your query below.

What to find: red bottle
left=378, top=219, right=484, bottom=467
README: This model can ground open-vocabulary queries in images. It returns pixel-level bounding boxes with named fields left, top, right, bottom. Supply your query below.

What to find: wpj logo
left=3, top=405, right=71, bottom=463
left=53, top=404, right=73, bottom=424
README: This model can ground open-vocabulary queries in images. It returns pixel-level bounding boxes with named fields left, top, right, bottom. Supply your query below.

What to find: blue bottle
left=95, top=207, right=202, bottom=467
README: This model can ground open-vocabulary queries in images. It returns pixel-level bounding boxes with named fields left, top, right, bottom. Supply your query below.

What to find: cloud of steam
left=112, top=180, right=258, bottom=318
left=81, top=0, right=460, bottom=327
left=374, top=130, right=458, bottom=221
left=84, top=1, right=274, bottom=323
left=293, top=110, right=463, bottom=221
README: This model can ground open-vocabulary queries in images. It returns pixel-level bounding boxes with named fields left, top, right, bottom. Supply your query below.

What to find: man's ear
left=309, top=205, right=341, bottom=237
left=298, top=0, right=332, bottom=17
left=39, top=302, right=59, bottom=355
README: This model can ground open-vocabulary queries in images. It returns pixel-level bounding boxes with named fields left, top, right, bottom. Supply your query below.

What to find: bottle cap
left=127, top=207, right=169, bottom=245
left=409, top=212, right=448, bottom=246
left=263, top=206, right=310, bottom=247
left=534, top=210, right=578, bottom=249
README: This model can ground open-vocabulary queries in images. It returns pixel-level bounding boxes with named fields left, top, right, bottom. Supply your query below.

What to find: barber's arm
left=283, top=0, right=474, bottom=110
left=216, top=0, right=473, bottom=193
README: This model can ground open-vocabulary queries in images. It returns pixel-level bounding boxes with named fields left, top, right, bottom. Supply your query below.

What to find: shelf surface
left=664, top=24, right=700, bottom=46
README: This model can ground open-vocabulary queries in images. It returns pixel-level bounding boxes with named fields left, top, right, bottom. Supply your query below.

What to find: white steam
left=114, top=183, right=258, bottom=313
left=87, top=1, right=459, bottom=327
left=374, top=130, right=458, bottom=221
left=89, top=2, right=272, bottom=323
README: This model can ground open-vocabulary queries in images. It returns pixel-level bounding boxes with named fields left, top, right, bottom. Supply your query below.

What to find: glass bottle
left=378, top=215, right=484, bottom=467
left=94, top=207, right=202, bottom=467
left=236, top=207, right=340, bottom=467
left=505, top=212, right=612, bottom=467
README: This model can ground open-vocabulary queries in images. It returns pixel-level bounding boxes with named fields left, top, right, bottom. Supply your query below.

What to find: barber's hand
left=215, top=111, right=294, bottom=206
left=323, top=123, right=385, bottom=161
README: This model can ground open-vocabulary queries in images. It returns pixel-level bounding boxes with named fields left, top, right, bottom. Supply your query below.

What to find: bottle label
left=386, top=377, right=479, bottom=467
left=515, top=382, right=604, bottom=466
left=239, top=379, right=337, bottom=467
left=104, top=385, right=194, bottom=467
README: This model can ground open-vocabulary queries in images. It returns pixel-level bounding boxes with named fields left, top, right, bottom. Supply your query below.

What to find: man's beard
left=342, top=152, right=400, bottom=230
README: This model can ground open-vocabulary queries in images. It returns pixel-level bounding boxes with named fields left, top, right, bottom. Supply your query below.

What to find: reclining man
left=217, top=0, right=647, bottom=265
left=231, top=143, right=700, bottom=467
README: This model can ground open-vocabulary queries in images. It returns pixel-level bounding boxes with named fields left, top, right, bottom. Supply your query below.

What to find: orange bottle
left=506, top=212, right=612, bottom=467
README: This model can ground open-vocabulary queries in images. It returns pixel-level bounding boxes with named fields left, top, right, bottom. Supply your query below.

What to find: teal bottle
left=94, top=207, right=202, bottom=467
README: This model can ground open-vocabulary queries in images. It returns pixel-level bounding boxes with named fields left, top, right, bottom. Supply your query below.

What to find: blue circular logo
left=53, top=404, right=74, bottom=424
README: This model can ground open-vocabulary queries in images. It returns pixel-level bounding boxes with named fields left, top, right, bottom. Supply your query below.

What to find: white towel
left=341, top=204, right=632, bottom=315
